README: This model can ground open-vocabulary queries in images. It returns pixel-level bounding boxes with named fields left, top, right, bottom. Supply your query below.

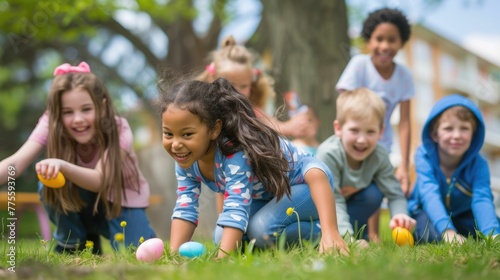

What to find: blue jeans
left=213, top=183, right=324, bottom=248
left=213, top=161, right=337, bottom=249
left=413, top=210, right=477, bottom=244
left=345, top=183, right=383, bottom=240
left=213, top=160, right=336, bottom=249
left=39, top=183, right=156, bottom=251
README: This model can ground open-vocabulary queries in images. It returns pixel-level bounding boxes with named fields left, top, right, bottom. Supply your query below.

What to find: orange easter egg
left=392, top=227, right=414, bottom=247
left=38, top=172, right=66, bottom=188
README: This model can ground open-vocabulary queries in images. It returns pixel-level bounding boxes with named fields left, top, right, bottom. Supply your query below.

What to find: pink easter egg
left=136, top=238, right=164, bottom=262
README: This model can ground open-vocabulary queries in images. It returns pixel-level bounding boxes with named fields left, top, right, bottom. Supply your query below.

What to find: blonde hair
left=197, top=35, right=275, bottom=109
left=336, top=88, right=386, bottom=128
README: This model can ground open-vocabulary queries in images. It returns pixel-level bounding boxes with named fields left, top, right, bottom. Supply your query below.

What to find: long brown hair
left=44, top=72, right=130, bottom=218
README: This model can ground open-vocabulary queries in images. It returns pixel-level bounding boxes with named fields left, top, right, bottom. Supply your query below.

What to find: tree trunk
left=258, top=0, right=350, bottom=141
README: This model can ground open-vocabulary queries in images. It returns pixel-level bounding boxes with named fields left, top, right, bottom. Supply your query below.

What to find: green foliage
left=0, top=85, right=26, bottom=129
left=3, top=1, right=100, bottom=48
left=137, top=0, right=197, bottom=21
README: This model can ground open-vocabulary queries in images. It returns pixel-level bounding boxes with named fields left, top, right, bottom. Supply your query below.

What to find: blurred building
left=391, top=25, right=500, bottom=215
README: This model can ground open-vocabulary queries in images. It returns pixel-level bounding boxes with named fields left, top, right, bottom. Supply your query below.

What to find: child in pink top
left=0, top=62, right=155, bottom=254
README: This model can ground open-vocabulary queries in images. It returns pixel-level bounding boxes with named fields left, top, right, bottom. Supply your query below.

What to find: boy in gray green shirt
left=316, top=88, right=415, bottom=241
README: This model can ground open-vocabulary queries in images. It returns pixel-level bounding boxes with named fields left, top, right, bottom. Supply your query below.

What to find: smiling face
left=432, top=113, right=474, bottom=164
left=61, top=87, right=97, bottom=144
left=161, top=106, right=221, bottom=169
left=367, top=22, right=403, bottom=72
left=334, top=117, right=383, bottom=169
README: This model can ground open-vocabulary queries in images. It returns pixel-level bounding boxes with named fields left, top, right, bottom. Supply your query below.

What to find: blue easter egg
left=178, top=241, right=206, bottom=258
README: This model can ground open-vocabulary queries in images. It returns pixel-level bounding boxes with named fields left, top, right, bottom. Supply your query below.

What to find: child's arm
left=305, top=168, right=349, bottom=255
left=170, top=219, right=196, bottom=251
left=216, top=192, right=224, bottom=213
left=374, top=148, right=415, bottom=231
left=36, top=156, right=107, bottom=192
left=169, top=166, right=204, bottom=252
left=256, top=108, right=311, bottom=139
left=471, top=159, right=500, bottom=236
left=414, top=147, right=458, bottom=235
left=331, top=186, right=355, bottom=239
left=218, top=227, right=244, bottom=258
left=441, top=229, right=466, bottom=244
left=315, top=140, right=354, bottom=238
left=396, top=100, right=411, bottom=196
left=0, top=140, right=44, bottom=184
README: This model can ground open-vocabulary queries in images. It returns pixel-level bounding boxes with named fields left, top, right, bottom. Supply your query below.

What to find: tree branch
left=91, top=17, right=160, bottom=68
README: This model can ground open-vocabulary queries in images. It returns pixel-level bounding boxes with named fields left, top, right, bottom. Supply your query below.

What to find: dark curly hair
left=361, top=8, right=411, bottom=45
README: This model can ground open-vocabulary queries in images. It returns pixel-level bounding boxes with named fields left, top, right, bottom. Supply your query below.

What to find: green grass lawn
left=1, top=236, right=499, bottom=280
left=1, top=211, right=499, bottom=279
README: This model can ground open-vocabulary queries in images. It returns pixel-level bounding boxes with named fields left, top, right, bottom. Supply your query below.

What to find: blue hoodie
left=408, top=94, right=500, bottom=236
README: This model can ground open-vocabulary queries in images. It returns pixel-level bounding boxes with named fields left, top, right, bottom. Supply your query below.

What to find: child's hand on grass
left=442, top=229, right=466, bottom=244
left=354, top=239, right=369, bottom=248
left=319, top=234, right=350, bottom=256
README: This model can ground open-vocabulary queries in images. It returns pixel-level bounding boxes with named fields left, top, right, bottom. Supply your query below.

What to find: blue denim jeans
left=39, top=183, right=156, bottom=251
left=345, top=182, right=383, bottom=240
left=214, top=183, right=324, bottom=248
left=412, top=209, right=477, bottom=244
left=213, top=165, right=335, bottom=249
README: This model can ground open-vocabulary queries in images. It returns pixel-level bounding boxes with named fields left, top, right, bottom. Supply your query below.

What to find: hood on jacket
left=421, top=94, right=485, bottom=171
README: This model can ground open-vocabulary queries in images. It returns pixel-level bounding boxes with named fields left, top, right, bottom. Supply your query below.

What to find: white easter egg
left=178, top=241, right=206, bottom=258
left=136, top=238, right=164, bottom=262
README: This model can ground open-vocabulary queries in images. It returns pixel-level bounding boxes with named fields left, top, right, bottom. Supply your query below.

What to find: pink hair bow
left=53, top=62, right=91, bottom=76
left=205, top=62, right=215, bottom=74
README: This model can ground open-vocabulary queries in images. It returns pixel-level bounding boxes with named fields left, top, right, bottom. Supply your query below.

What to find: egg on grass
left=136, top=238, right=165, bottom=262
left=392, top=227, right=415, bottom=247
left=179, top=241, right=206, bottom=258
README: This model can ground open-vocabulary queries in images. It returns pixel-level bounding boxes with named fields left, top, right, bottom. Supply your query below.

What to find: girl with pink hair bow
left=0, top=62, right=156, bottom=254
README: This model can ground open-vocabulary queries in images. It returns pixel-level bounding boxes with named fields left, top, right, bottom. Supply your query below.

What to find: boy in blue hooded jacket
left=408, top=94, right=500, bottom=243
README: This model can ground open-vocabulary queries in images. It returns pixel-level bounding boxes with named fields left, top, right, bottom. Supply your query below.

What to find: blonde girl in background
left=197, top=35, right=315, bottom=213
left=197, top=35, right=312, bottom=139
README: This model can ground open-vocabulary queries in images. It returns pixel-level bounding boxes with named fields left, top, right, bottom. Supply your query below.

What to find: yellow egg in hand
left=38, top=172, right=66, bottom=188
left=392, top=227, right=414, bottom=247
